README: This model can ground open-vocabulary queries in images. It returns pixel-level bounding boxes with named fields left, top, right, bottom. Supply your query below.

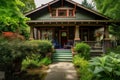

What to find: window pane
left=41, top=29, right=53, bottom=40
left=52, top=9, right=56, bottom=16
left=69, top=10, right=73, bottom=16
left=58, top=10, right=67, bottom=16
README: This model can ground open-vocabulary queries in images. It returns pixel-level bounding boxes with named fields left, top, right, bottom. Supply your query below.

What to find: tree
left=82, top=0, right=95, bottom=9
left=94, top=0, right=120, bottom=20
left=20, top=0, right=36, bottom=13
left=0, top=0, right=29, bottom=38
left=94, top=0, right=120, bottom=41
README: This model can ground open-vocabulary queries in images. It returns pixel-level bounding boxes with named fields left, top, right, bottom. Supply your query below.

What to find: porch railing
left=82, top=41, right=103, bottom=48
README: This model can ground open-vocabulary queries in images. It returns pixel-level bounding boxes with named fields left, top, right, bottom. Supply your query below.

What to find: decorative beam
left=61, top=0, right=64, bottom=7
left=74, top=3, right=77, bottom=13
left=48, top=3, right=51, bottom=13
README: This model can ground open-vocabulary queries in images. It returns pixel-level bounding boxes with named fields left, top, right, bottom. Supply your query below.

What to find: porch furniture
left=63, top=40, right=74, bottom=49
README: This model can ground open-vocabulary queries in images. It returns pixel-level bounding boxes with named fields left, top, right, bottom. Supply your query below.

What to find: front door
left=60, top=30, right=68, bottom=48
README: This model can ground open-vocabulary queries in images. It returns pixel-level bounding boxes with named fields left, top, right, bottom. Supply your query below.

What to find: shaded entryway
left=44, top=62, right=78, bottom=80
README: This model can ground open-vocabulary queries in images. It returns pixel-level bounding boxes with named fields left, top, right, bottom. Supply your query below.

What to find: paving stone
left=45, top=62, right=78, bottom=80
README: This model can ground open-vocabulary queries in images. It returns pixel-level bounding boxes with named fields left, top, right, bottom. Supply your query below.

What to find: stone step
left=53, top=54, right=72, bottom=57
left=53, top=53, right=72, bottom=55
left=52, top=58, right=72, bottom=62
left=53, top=49, right=73, bottom=62
left=53, top=56, right=72, bottom=59
left=55, top=49, right=71, bottom=53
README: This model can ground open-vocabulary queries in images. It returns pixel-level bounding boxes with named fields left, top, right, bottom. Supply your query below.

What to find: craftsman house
left=25, top=0, right=119, bottom=50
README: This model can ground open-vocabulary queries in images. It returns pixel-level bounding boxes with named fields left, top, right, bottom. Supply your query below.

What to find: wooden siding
left=36, top=7, right=96, bottom=20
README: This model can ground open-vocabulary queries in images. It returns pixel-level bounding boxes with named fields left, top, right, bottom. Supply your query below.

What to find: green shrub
left=75, top=42, right=91, bottom=60
left=39, top=57, right=52, bottom=66
left=22, top=54, right=51, bottom=70
left=73, top=55, right=93, bottom=80
left=27, top=40, right=53, bottom=57
left=107, top=46, right=120, bottom=54
left=89, top=53, right=120, bottom=80
left=0, top=39, right=53, bottom=72
left=73, top=55, right=82, bottom=67
left=22, top=54, right=42, bottom=70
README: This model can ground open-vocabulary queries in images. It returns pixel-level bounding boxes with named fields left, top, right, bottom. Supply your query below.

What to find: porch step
left=90, top=48, right=104, bottom=57
left=53, top=55, right=72, bottom=59
left=53, top=59, right=72, bottom=62
left=91, top=47, right=103, bottom=50
left=55, top=49, right=71, bottom=53
left=52, top=49, right=72, bottom=62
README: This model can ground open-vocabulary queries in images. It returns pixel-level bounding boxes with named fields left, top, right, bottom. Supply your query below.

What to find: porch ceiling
left=27, top=20, right=120, bottom=26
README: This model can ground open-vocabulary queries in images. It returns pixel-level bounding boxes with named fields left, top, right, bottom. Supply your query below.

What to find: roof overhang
left=25, top=0, right=59, bottom=16
left=27, top=20, right=120, bottom=26
left=25, top=0, right=109, bottom=19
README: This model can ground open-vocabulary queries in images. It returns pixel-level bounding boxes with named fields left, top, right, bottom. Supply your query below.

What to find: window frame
left=51, top=8, right=75, bottom=17
left=58, top=9, right=67, bottom=17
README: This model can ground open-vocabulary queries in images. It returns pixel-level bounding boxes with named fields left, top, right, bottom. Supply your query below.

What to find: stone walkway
left=44, top=62, right=78, bottom=80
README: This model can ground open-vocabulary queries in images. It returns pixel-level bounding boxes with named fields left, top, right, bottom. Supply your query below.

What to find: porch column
left=74, top=25, right=80, bottom=44
left=29, top=26, right=34, bottom=40
left=38, top=29, right=41, bottom=40
left=104, top=25, right=109, bottom=39
left=34, top=28, right=37, bottom=39
left=103, top=25, right=111, bottom=52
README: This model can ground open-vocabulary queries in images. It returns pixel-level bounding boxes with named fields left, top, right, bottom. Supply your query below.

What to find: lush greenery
left=89, top=53, right=120, bottom=80
left=82, top=0, right=95, bottom=9
left=20, top=0, right=35, bottom=13
left=27, top=40, right=53, bottom=57
left=93, top=0, right=120, bottom=40
left=75, top=43, right=91, bottom=60
left=0, top=39, right=52, bottom=64
left=73, top=52, right=120, bottom=80
left=0, top=0, right=29, bottom=39
left=94, top=0, right=120, bottom=20
left=22, top=54, right=51, bottom=70
left=107, top=45, right=120, bottom=54
left=73, top=55, right=93, bottom=80
left=0, top=39, right=53, bottom=79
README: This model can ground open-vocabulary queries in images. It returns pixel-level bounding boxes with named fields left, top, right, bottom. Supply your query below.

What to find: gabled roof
left=25, top=0, right=108, bottom=19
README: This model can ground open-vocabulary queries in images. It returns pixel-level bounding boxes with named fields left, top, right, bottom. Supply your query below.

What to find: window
left=58, top=10, right=67, bottom=17
left=69, top=10, right=74, bottom=16
left=51, top=9, right=56, bottom=16
left=41, top=29, right=53, bottom=40
left=51, top=8, right=75, bottom=17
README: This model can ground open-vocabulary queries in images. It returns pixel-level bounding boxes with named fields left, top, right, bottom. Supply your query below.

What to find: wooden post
left=74, top=25, right=80, bottom=45
left=34, top=28, right=37, bottom=39
left=103, top=25, right=111, bottom=53
left=104, top=25, right=109, bottom=39
left=38, top=29, right=41, bottom=40
left=29, top=26, right=34, bottom=40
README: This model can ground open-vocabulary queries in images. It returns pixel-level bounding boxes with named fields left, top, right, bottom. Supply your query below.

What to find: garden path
left=44, top=62, right=78, bottom=80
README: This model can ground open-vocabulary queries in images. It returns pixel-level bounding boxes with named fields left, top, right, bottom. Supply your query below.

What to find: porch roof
left=27, top=20, right=120, bottom=26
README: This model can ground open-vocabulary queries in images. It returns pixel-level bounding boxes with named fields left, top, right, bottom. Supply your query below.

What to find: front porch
left=28, top=20, right=111, bottom=51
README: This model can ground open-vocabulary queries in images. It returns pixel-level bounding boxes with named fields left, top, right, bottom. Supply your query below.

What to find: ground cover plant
left=73, top=54, right=93, bottom=80
left=74, top=42, right=91, bottom=60
left=73, top=42, right=120, bottom=80
left=0, top=39, right=53, bottom=80
left=89, top=53, right=120, bottom=80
